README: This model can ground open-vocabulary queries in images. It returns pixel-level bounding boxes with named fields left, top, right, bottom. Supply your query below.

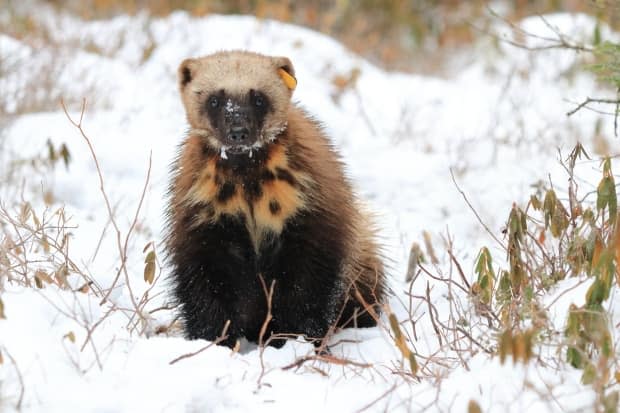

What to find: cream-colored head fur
left=178, top=51, right=296, bottom=148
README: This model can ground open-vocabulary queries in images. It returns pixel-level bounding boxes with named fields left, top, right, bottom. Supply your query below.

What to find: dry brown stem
left=168, top=320, right=231, bottom=365
left=61, top=98, right=154, bottom=336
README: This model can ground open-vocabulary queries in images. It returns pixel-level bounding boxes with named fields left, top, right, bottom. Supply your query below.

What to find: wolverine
left=166, top=51, right=386, bottom=348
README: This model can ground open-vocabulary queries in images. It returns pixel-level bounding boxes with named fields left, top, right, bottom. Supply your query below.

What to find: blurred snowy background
left=1, top=1, right=620, bottom=412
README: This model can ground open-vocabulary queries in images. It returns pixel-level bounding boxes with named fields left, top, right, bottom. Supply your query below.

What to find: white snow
left=1, top=5, right=619, bottom=412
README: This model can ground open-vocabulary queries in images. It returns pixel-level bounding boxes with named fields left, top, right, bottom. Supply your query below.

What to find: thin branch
left=353, top=383, right=399, bottom=413
left=257, top=274, right=275, bottom=348
left=354, top=87, right=377, bottom=137
left=80, top=304, right=116, bottom=352
left=455, top=327, right=493, bottom=354
left=544, top=277, right=590, bottom=311
left=257, top=274, right=276, bottom=388
left=426, top=282, right=443, bottom=348
left=566, top=97, right=620, bottom=117
left=61, top=99, right=152, bottom=334
left=446, top=247, right=471, bottom=291
left=450, top=168, right=506, bottom=251
left=281, top=354, right=372, bottom=371
left=475, top=8, right=593, bottom=53
left=168, top=320, right=231, bottom=365
left=3, top=347, right=25, bottom=409
left=417, top=263, right=469, bottom=295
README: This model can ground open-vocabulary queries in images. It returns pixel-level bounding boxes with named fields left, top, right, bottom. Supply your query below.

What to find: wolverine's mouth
left=192, top=127, right=285, bottom=160
left=219, top=141, right=264, bottom=159
left=218, top=128, right=285, bottom=160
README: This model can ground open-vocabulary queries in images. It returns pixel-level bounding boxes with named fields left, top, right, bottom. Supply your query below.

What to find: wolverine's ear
left=178, top=58, right=198, bottom=89
left=273, top=56, right=297, bottom=90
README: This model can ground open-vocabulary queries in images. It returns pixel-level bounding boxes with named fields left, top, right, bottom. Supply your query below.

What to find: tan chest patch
left=253, top=177, right=304, bottom=234
left=185, top=145, right=310, bottom=249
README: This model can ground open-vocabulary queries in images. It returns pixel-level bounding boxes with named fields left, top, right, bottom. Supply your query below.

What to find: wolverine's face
left=178, top=51, right=296, bottom=157
left=201, top=88, right=271, bottom=153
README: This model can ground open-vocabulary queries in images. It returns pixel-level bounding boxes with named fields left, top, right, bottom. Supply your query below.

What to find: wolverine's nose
left=228, top=126, right=250, bottom=143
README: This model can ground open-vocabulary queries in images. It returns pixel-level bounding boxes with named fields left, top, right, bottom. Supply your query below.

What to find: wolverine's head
left=178, top=51, right=296, bottom=157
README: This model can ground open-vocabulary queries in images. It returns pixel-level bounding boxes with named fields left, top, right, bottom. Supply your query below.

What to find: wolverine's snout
left=223, top=105, right=257, bottom=147
left=227, top=125, right=250, bottom=144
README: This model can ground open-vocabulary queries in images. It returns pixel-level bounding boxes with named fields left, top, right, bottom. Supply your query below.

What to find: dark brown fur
left=166, top=51, right=386, bottom=347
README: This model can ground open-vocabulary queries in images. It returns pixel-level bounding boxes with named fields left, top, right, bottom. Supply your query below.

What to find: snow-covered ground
left=1, top=4, right=619, bottom=412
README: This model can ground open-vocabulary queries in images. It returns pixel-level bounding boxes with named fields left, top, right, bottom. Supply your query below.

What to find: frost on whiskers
left=216, top=122, right=289, bottom=159
left=190, top=119, right=289, bottom=160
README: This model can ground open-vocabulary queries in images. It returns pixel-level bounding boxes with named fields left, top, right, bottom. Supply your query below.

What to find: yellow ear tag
left=278, top=68, right=297, bottom=90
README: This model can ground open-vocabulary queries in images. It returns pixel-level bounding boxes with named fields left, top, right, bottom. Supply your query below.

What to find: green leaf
left=582, top=362, right=597, bottom=385
left=408, top=353, right=418, bottom=375
left=602, top=333, right=613, bottom=358
left=550, top=201, right=569, bottom=238
left=603, top=157, right=613, bottom=176
left=583, top=208, right=595, bottom=225
left=144, top=261, right=156, bottom=284
left=603, top=391, right=619, bottom=413
left=60, top=143, right=71, bottom=169
left=543, top=190, right=557, bottom=229
left=593, top=23, right=602, bottom=46
left=567, top=346, right=582, bottom=369
left=565, top=305, right=580, bottom=337
left=586, top=279, right=607, bottom=306
left=474, top=247, right=495, bottom=305
left=497, top=271, right=512, bottom=304
left=144, top=250, right=156, bottom=264
left=46, top=138, right=56, bottom=163
left=597, top=176, right=616, bottom=219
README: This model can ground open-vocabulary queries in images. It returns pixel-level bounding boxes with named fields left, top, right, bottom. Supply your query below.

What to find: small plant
left=468, top=143, right=619, bottom=411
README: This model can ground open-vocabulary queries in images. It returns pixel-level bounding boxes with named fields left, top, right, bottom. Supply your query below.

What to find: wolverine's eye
left=208, top=96, right=219, bottom=108
left=254, top=95, right=264, bottom=107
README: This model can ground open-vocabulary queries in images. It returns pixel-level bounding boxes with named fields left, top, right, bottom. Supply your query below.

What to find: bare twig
left=418, top=263, right=469, bottom=295
left=281, top=354, right=372, bottom=371
left=426, top=282, right=443, bottom=348
left=544, top=277, right=590, bottom=311
left=354, top=383, right=399, bottom=413
left=3, top=347, right=25, bottom=409
left=168, top=320, right=231, bottom=365
left=566, top=97, right=620, bottom=117
left=446, top=247, right=471, bottom=291
left=257, top=274, right=275, bottom=348
left=354, top=87, right=377, bottom=137
left=566, top=96, right=620, bottom=137
left=455, top=327, right=493, bottom=354
left=450, top=169, right=506, bottom=251
left=474, top=8, right=593, bottom=53
left=61, top=99, right=153, bottom=336
left=80, top=304, right=117, bottom=352
left=257, top=273, right=276, bottom=388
